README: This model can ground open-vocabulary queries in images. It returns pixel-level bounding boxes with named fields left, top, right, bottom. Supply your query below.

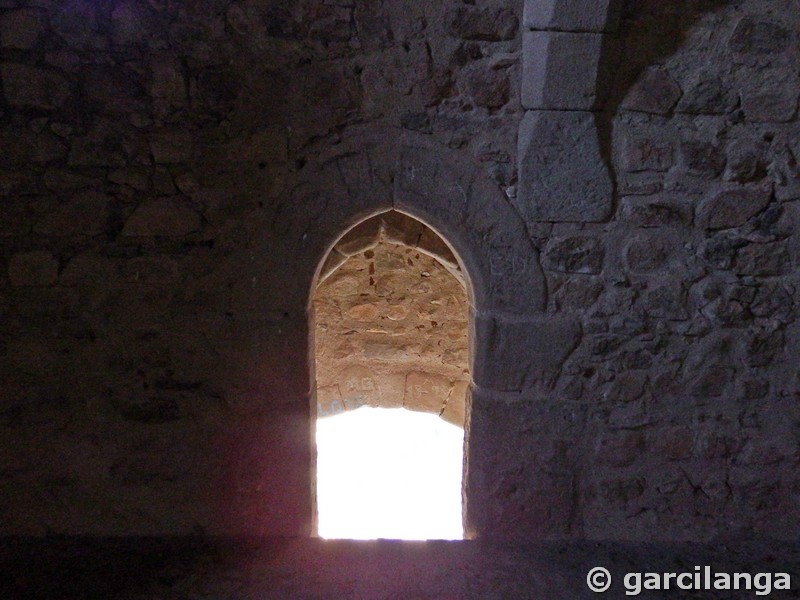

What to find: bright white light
left=316, top=407, right=464, bottom=540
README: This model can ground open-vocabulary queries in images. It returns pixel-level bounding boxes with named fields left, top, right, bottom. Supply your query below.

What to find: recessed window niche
left=312, top=211, right=470, bottom=540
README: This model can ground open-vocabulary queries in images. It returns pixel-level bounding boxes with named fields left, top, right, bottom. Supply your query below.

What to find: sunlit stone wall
left=314, top=224, right=469, bottom=426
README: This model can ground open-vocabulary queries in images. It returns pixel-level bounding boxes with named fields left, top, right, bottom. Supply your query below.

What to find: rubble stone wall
left=0, top=0, right=798, bottom=547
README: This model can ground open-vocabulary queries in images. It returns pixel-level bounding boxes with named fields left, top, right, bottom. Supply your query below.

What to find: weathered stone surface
left=34, top=191, right=110, bottom=237
left=395, top=144, right=547, bottom=314
left=620, top=194, right=694, bottom=227
left=459, top=62, right=510, bottom=109
left=67, top=121, right=129, bottom=167
left=59, top=253, right=118, bottom=287
left=448, top=6, right=517, bottom=42
left=149, top=129, right=194, bottom=164
left=516, top=110, right=613, bottom=222
left=625, top=236, right=669, bottom=273
left=111, top=1, right=157, bottom=46
left=8, top=250, right=59, bottom=287
left=522, top=31, right=606, bottom=110
left=676, top=74, right=738, bottom=115
left=640, top=279, right=689, bottom=320
left=467, top=389, right=579, bottom=538
left=0, top=126, right=67, bottom=164
left=543, top=236, right=604, bottom=274
left=1, top=0, right=800, bottom=552
left=316, top=385, right=343, bottom=417
left=594, top=431, right=645, bottom=467
left=346, top=302, right=380, bottom=321
left=621, top=66, right=682, bottom=114
left=729, top=16, right=792, bottom=56
left=0, top=8, right=46, bottom=49
left=315, top=231, right=468, bottom=420
left=552, top=276, right=604, bottom=310
left=122, top=199, right=201, bottom=237
left=441, top=380, right=468, bottom=426
left=1, top=63, right=70, bottom=109
left=335, top=218, right=381, bottom=256
left=680, top=140, right=726, bottom=179
left=724, top=138, right=769, bottom=183
left=473, top=314, right=581, bottom=391
left=697, top=184, right=772, bottom=230
left=736, top=66, right=800, bottom=123
left=404, top=372, right=451, bottom=413
left=150, top=57, right=187, bottom=117
left=735, top=242, right=789, bottom=276
left=523, top=0, right=622, bottom=32
left=317, top=248, right=347, bottom=283
left=619, top=132, right=674, bottom=172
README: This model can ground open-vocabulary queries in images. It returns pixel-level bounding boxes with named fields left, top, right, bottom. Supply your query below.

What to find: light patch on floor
left=316, top=407, right=464, bottom=540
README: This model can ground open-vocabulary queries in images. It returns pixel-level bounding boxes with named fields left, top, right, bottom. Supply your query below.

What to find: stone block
left=516, top=110, right=613, bottom=222
left=111, top=1, right=155, bottom=46
left=336, top=365, right=405, bottom=410
left=335, top=217, right=381, bottom=256
left=1, top=127, right=66, bottom=165
left=150, top=57, right=187, bottom=117
left=149, top=130, right=194, bottom=164
left=394, top=143, right=547, bottom=314
left=459, top=62, right=510, bottom=109
left=381, top=211, right=426, bottom=247
left=467, top=387, right=580, bottom=539
left=403, top=372, right=451, bottom=413
left=697, top=184, right=772, bottom=230
left=34, top=191, right=110, bottom=237
left=676, top=73, right=738, bottom=115
left=0, top=8, right=46, bottom=49
left=735, top=242, right=789, bottom=277
left=473, top=314, right=582, bottom=391
left=8, top=250, right=59, bottom=287
left=523, top=0, right=622, bottom=32
left=122, top=199, right=201, bottom=237
left=522, top=31, right=606, bottom=110
left=441, top=380, right=468, bottom=426
left=620, top=195, right=694, bottom=228
left=1, top=63, right=70, bottom=110
left=737, top=66, right=800, bottom=123
left=621, top=66, right=682, bottom=115
left=619, top=133, right=674, bottom=173
left=729, top=15, right=791, bottom=56
left=625, top=235, right=669, bottom=273
left=60, top=253, right=118, bottom=287
left=594, top=431, right=645, bottom=467
left=316, top=385, right=344, bottom=418
left=543, top=236, right=604, bottom=274
left=448, top=6, right=518, bottom=41
left=418, top=226, right=458, bottom=269
left=317, top=248, right=347, bottom=282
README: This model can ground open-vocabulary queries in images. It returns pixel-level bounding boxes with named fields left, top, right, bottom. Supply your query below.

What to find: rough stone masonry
left=1, top=0, right=800, bottom=597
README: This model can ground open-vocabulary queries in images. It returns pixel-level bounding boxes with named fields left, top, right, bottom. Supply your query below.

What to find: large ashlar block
left=472, top=313, right=582, bottom=392
left=515, top=110, right=613, bottom=222
left=466, top=387, right=579, bottom=539
left=523, top=0, right=622, bottom=32
left=522, top=31, right=606, bottom=110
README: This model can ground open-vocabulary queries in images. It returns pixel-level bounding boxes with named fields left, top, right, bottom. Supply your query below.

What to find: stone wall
left=0, top=0, right=798, bottom=554
left=315, top=213, right=469, bottom=425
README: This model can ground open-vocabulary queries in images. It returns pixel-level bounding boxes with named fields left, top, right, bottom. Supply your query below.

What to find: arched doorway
left=312, top=211, right=470, bottom=539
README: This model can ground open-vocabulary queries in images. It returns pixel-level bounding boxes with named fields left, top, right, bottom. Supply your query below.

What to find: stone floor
left=2, top=537, right=798, bottom=599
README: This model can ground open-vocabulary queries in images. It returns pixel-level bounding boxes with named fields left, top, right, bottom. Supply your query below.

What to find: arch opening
left=312, top=211, right=471, bottom=540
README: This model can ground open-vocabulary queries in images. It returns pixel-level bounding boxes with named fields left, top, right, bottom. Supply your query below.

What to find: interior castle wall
left=0, top=0, right=798, bottom=545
